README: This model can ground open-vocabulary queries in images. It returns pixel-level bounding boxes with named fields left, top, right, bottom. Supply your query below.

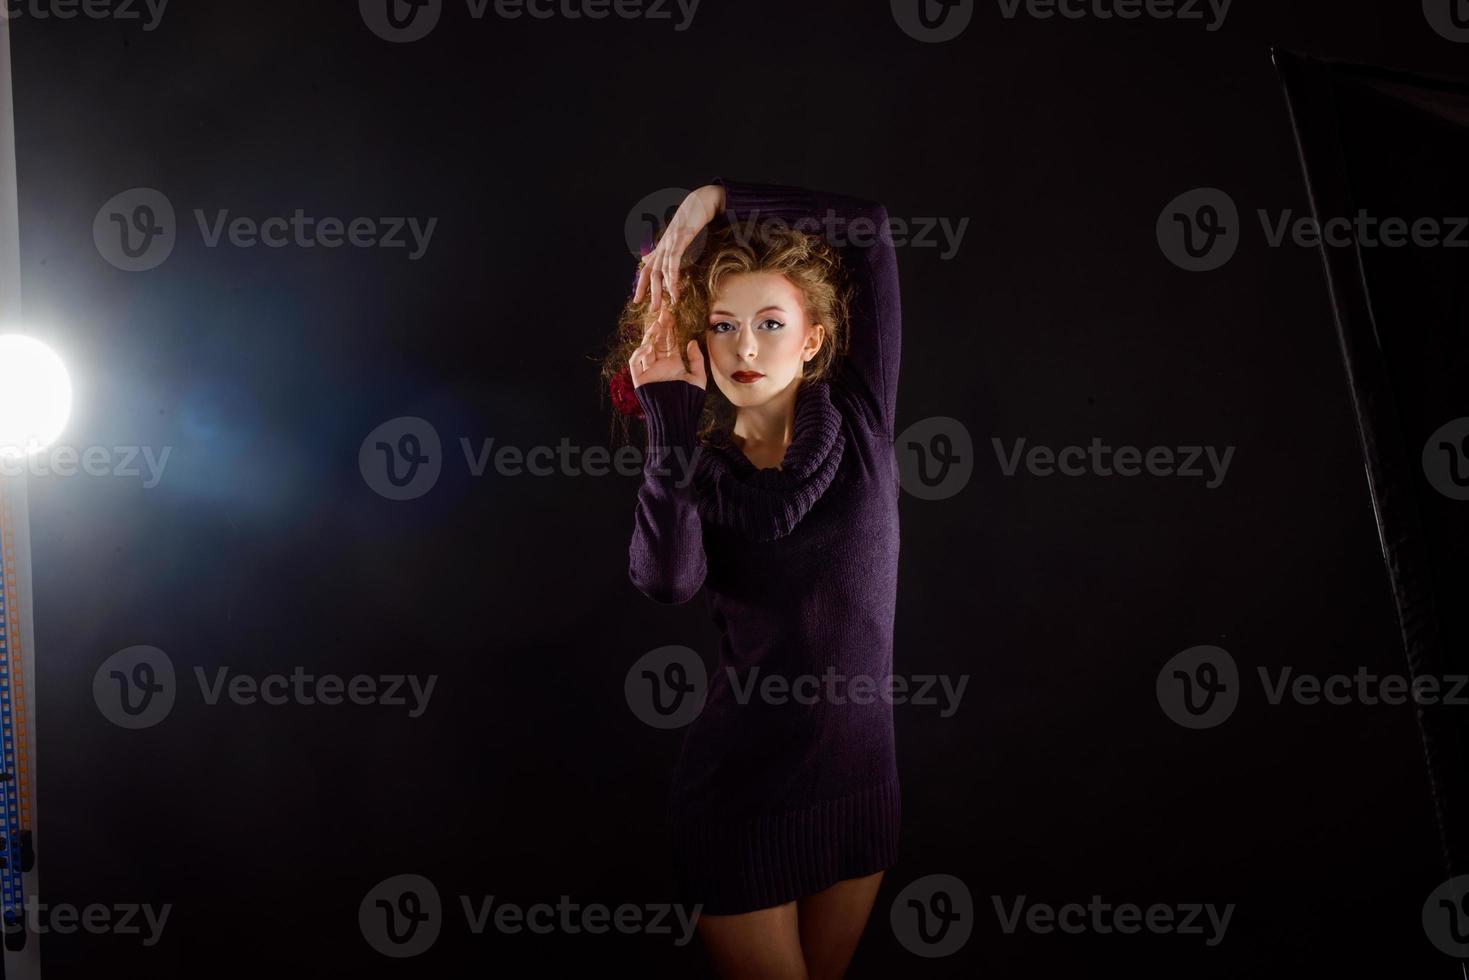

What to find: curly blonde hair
left=598, top=216, right=853, bottom=448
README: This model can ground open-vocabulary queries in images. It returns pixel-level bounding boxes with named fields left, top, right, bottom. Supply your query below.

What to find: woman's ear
left=804, top=322, right=826, bottom=361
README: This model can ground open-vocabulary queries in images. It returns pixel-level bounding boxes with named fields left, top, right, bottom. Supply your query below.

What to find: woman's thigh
left=797, top=871, right=885, bottom=980
left=695, top=900, right=808, bottom=979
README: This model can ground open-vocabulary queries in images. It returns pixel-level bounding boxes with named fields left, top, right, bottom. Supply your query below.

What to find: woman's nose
left=737, top=325, right=758, bottom=356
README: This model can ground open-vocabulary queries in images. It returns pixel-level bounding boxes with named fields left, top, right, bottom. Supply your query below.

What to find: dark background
left=5, top=0, right=1465, bottom=975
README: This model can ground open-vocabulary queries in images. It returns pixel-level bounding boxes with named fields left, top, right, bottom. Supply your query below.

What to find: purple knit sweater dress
left=629, top=177, right=902, bottom=915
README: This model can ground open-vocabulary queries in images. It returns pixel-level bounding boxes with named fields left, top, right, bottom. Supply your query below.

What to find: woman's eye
left=759, top=319, right=784, bottom=331
left=710, top=321, right=731, bottom=333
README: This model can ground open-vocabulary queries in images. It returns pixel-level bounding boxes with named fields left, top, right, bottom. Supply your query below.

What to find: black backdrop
left=6, top=1, right=1469, bottom=976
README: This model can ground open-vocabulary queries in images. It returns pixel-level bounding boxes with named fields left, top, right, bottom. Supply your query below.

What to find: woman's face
left=704, top=271, right=824, bottom=407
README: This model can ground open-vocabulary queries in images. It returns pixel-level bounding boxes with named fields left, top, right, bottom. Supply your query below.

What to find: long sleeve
left=712, top=177, right=902, bottom=438
left=629, top=378, right=709, bottom=604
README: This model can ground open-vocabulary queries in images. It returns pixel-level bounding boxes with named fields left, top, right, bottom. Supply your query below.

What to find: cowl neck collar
left=694, top=379, right=847, bottom=542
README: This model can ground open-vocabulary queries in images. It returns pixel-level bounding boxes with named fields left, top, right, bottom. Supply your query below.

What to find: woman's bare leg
left=796, top=871, right=885, bottom=980
left=695, top=900, right=808, bottom=979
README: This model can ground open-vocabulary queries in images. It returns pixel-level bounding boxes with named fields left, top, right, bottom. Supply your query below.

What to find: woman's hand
left=629, top=306, right=706, bottom=390
left=633, top=184, right=725, bottom=313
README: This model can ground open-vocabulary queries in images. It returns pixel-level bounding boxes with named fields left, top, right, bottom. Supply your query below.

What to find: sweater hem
left=668, top=774, right=900, bottom=916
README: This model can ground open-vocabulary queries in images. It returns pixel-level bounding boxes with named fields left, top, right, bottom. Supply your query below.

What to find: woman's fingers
left=664, top=239, right=681, bottom=305
left=632, top=257, right=651, bottom=305
left=634, top=309, right=675, bottom=384
left=632, top=187, right=714, bottom=312
left=628, top=342, right=644, bottom=383
left=647, top=307, right=671, bottom=356
left=663, top=234, right=682, bottom=305
left=649, top=260, right=665, bottom=312
left=685, top=339, right=705, bottom=388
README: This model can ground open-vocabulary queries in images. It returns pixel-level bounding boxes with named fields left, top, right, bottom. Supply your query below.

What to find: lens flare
left=0, top=334, right=71, bottom=458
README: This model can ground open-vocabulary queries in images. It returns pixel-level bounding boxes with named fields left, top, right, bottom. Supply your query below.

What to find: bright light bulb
left=0, top=334, right=71, bottom=457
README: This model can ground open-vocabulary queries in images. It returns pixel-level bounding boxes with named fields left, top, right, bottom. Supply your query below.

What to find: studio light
left=0, top=334, right=70, bottom=458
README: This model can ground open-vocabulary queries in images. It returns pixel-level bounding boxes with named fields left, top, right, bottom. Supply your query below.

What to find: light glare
left=0, top=334, right=72, bottom=458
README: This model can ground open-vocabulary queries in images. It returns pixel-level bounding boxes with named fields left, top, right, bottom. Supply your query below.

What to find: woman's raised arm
left=712, top=177, right=902, bottom=438
left=628, top=378, right=708, bottom=604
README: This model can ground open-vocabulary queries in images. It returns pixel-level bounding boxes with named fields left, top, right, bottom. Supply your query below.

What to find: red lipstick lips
left=731, top=371, right=764, bottom=383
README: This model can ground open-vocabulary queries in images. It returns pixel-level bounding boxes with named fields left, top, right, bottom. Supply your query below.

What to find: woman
left=605, top=177, right=902, bottom=978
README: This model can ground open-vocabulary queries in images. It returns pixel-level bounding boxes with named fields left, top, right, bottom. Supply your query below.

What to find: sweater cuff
left=634, top=379, right=706, bottom=455
left=713, top=176, right=789, bottom=222
left=713, top=176, right=866, bottom=223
